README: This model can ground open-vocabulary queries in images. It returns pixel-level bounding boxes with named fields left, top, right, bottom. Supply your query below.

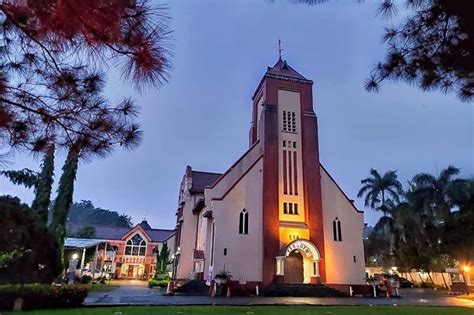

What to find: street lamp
left=463, top=265, right=471, bottom=273
left=72, top=253, right=79, bottom=260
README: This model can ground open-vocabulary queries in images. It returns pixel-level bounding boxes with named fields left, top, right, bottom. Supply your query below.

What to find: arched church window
left=125, top=233, right=147, bottom=256
left=239, top=209, right=249, bottom=235
left=333, top=218, right=342, bottom=242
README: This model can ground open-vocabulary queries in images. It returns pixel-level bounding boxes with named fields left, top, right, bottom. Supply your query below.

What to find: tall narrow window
left=293, top=151, right=298, bottom=195
left=291, top=112, right=296, bottom=132
left=337, top=220, right=342, bottom=241
left=288, top=152, right=293, bottom=195
left=239, top=209, right=249, bottom=234
left=333, top=218, right=342, bottom=241
left=283, top=150, right=288, bottom=195
left=283, top=202, right=288, bottom=214
left=294, top=203, right=299, bottom=215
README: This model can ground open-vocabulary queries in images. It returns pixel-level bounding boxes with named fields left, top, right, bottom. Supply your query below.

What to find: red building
left=67, top=220, right=175, bottom=280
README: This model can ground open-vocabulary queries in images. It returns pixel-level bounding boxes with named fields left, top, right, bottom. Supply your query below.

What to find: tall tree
left=0, top=0, right=172, bottom=154
left=50, top=143, right=81, bottom=264
left=30, top=144, right=55, bottom=224
left=357, top=169, right=403, bottom=216
left=411, top=165, right=460, bottom=222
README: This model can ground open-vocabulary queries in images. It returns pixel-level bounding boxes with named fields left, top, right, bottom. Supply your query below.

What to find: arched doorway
left=275, top=239, right=321, bottom=284
left=284, top=251, right=304, bottom=283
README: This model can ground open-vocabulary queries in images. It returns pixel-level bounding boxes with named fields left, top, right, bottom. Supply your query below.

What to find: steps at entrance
left=261, top=283, right=348, bottom=297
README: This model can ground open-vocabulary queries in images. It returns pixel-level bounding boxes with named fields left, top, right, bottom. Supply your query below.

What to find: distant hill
left=65, top=200, right=133, bottom=238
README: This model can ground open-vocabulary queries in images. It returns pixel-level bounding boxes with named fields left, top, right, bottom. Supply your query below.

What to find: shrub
left=80, top=275, right=92, bottom=284
left=0, top=283, right=89, bottom=310
left=153, top=272, right=170, bottom=281
left=148, top=278, right=169, bottom=288
left=0, top=196, right=61, bottom=284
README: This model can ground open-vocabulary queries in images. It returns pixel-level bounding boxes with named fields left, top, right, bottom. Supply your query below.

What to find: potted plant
left=214, top=269, right=232, bottom=296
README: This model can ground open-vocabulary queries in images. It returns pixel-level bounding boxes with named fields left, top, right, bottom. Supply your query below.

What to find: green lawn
left=88, top=284, right=120, bottom=293
left=21, top=306, right=472, bottom=315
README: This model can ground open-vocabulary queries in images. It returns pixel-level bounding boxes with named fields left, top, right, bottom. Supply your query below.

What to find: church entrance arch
left=276, top=239, right=321, bottom=284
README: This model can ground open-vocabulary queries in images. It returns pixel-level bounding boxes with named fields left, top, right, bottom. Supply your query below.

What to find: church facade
left=173, top=58, right=366, bottom=290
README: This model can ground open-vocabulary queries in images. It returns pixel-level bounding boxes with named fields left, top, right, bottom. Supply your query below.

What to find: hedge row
left=0, top=283, right=89, bottom=310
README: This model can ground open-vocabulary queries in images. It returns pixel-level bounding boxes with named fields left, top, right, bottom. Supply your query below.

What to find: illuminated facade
left=173, top=58, right=366, bottom=289
left=68, top=221, right=175, bottom=280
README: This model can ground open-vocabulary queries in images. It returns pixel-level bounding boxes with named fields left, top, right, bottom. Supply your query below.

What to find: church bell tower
left=250, top=56, right=326, bottom=285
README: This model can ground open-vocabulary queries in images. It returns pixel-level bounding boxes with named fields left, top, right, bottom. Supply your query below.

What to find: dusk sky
left=1, top=0, right=472, bottom=230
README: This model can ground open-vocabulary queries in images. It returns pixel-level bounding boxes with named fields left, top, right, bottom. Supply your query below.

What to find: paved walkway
left=84, top=284, right=474, bottom=308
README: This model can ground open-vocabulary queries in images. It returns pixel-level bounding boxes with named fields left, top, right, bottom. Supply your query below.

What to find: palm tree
left=357, top=169, right=404, bottom=217
left=411, top=166, right=460, bottom=223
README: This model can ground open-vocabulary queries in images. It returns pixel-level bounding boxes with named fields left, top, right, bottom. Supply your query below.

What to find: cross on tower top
left=278, top=39, right=283, bottom=60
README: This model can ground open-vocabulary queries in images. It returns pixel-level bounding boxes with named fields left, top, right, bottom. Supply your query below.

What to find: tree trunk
left=418, top=272, right=425, bottom=285
left=440, top=272, right=449, bottom=290
left=50, top=143, right=81, bottom=270
left=31, top=144, right=55, bottom=224
left=428, top=272, right=436, bottom=287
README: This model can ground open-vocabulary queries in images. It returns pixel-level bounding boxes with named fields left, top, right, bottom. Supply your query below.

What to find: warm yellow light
left=72, top=253, right=79, bottom=260
left=463, top=265, right=471, bottom=273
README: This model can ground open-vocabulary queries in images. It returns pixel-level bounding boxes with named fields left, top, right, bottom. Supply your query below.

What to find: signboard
left=285, top=240, right=313, bottom=258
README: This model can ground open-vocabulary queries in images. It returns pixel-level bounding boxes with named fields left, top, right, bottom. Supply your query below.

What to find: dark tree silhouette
left=0, top=196, right=61, bottom=284
left=282, top=0, right=474, bottom=102
left=365, top=0, right=474, bottom=102
left=30, top=144, right=55, bottom=223
left=1, top=145, right=55, bottom=224
left=0, top=0, right=172, bottom=155
left=50, top=143, right=80, bottom=265
left=357, top=168, right=403, bottom=216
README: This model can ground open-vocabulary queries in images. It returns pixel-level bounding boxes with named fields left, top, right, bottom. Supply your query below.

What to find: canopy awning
left=64, top=238, right=106, bottom=249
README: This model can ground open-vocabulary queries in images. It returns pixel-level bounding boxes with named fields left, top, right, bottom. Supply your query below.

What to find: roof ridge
left=192, top=170, right=222, bottom=175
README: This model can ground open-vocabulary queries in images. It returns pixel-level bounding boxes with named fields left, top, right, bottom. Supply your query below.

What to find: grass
left=20, top=305, right=472, bottom=315
left=87, top=284, right=120, bottom=293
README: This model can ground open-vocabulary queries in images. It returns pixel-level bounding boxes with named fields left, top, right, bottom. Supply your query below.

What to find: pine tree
left=31, top=144, right=55, bottom=224
left=0, top=1, right=172, bottom=154
left=50, top=143, right=81, bottom=265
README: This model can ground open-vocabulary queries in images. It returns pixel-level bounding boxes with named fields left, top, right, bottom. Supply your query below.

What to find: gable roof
left=190, top=170, right=222, bottom=193
left=67, top=223, right=175, bottom=242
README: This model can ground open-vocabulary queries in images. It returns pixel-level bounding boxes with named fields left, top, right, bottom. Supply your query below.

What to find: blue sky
left=1, top=0, right=472, bottom=229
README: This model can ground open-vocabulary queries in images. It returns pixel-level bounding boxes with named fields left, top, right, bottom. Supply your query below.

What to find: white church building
left=172, top=57, right=366, bottom=293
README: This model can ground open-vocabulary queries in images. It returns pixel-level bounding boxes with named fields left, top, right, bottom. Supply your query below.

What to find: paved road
left=84, top=284, right=474, bottom=308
